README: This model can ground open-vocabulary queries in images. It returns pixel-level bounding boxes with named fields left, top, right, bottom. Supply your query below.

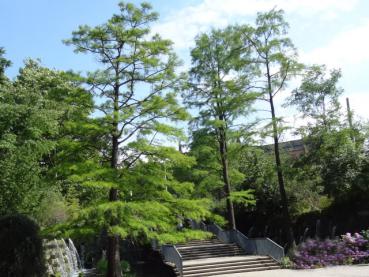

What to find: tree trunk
left=107, top=136, right=122, bottom=276
left=346, top=97, right=355, bottom=143
left=218, top=127, right=236, bottom=230
left=107, top=186, right=121, bottom=277
left=266, top=61, right=295, bottom=248
left=107, top=77, right=122, bottom=276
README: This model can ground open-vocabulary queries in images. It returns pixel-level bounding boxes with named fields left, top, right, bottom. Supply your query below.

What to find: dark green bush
left=96, top=258, right=133, bottom=275
left=96, top=258, right=108, bottom=274
left=0, top=214, right=45, bottom=276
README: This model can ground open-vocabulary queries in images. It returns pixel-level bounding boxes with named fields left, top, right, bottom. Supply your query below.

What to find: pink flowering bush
left=292, top=231, right=369, bottom=269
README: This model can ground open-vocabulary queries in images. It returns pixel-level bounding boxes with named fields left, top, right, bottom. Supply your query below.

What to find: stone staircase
left=173, top=238, right=280, bottom=276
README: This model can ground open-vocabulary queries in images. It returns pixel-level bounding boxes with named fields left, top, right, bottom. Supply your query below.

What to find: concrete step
left=177, top=243, right=233, bottom=250
left=179, top=249, right=245, bottom=257
left=183, top=257, right=275, bottom=270
left=179, top=243, right=245, bottom=260
left=183, top=256, right=274, bottom=265
left=181, top=251, right=243, bottom=256
left=180, top=250, right=244, bottom=257
left=176, top=239, right=220, bottom=247
left=178, top=243, right=239, bottom=249
left=170, top=238, right=281, bottom=276
left=183, top=262, right=279, bottom=275
left=182, top=253, right=244, bottom=260
left=180, top=248, right=243, bottom=255
left=178, top=243, right=245, bottom=260
left=181, top=265, right=280, bottom=277
left=181, top=252, right=244, bottom=258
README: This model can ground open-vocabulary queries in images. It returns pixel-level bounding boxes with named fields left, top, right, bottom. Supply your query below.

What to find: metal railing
left=205, top=222, right=284, bottom=262
left=161, top=220, right=284, bottom=276
left=189, top=220, right=207, bottom=231
left=207, top=223, right=232, bottom=243
left=230, top=229, right=284, bottom=262
left=161, top=244, right=183, bottom=276
left=248, top=237, right=284, bottom=262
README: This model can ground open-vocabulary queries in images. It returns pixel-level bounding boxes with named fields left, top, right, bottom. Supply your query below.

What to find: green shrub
left=361, top=229, right=369, bottom=240
left=96, top=258, right=133, bottom=275
left=281, top=257, right=293, bottom=269
left=0, top=214, right=45, bottom=276
left=120, top=260, right=131, bottom=273
left=96, top=258, right=108, bottom=274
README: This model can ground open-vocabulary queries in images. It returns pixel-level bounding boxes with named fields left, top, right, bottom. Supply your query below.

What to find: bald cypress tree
left=239, top=9, right=302, bottom=247
left=64, top=2, right=214, bottom=276
left=185, top=27, right=257, bottom=230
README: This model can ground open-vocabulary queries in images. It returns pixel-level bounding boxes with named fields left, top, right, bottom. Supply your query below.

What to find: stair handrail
left=230, top=229, right=284, bottom=262
left=244, top=237, right=284, bottom=262
left=161, top=244, right=183, bottom=276
left=207, top=223, right=233, bottom=243
left=230, top=228, right=249, bottom=251
left=199, top=221, right=207, bottom=231
left=195, top=221, right=284, bottom=263
left=264, top=237, right=285, bottom=262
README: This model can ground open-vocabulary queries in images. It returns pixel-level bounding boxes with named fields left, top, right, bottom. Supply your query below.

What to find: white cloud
left=301, top=20, right=369, bottom=68
left=153, top=0, right=359, bottom=50
left=151, top=0, right=369, bottom=129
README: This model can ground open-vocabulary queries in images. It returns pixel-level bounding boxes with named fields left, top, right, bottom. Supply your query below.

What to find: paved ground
left=216, top=265, right=369, bottom=277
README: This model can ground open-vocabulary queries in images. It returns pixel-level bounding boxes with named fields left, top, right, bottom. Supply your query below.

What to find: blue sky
left=1, top=0, right=369, bottom=139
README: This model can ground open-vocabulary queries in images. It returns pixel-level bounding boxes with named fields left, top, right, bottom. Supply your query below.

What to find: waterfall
left=68, top=238, right=82, bottom=271
left=44, top=238, right=83, bottom=277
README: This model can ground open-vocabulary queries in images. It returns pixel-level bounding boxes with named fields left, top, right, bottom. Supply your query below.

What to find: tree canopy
left=1, top=2, right=369, bottom=276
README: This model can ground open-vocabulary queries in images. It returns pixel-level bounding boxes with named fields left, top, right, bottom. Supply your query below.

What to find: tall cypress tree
left=239, top=9, right=302, bottom=247
left=64, top=2, right=213, bottom=276
left=185, top=27, right=257, bottom=229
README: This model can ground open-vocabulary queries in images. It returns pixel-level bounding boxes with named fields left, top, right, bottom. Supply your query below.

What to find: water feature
left=68, top=239, right=82, bottom=271
left=44, top=238, right=84, bottom=277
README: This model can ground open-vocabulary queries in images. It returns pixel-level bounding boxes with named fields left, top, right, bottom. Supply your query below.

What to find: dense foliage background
left=1, top=2, right=369, bottom=276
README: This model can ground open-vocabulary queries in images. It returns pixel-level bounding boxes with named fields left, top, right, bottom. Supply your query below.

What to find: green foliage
left=283, top=161, right=325, bottom=216
left=97, top=259, right=134, bottom=275
left=361, top=229, right=369, bottom=241
left=64, top=1, right=188, bottom=153
left=0, top=47, right=11, bottom=81
left=181, top=129, right=257, bottom=220
left=288, top=65, right=368, bottom=201
left=237, top=10, right=304, bottom=245
left=0, top=59, right=94, bottom=224
left=56, top=1, right=217, bottom=252
left=237, top=142, right=328, bottom=217
left=186, top=26, right=258, bottom=127
left=281, top=256, right=294, bottom=269
left=0, top=214, right=45, bottom=277
left=239, top=8, right=303, bottom=100
left=96, top=258, right=108, bottom=274
left=51, top=156, right=208, bottom=239
left=305, top=129, right=365, bottom=199
left=229, top=190, right=256, bottom=207
left=2, top=3, right=369, bottom=264
left=0, top=61, right=60, bottom=216
left=186, top=129, right=226, bottom=198
left=184, top=26, right=258, bottom=227
left=287, top=65, right=343, bottom=128
left=35, top=188, right=80, bottom=227
left=47, top=194, right=215, bottom=244
left=155, top=229, right=213, bottom=245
